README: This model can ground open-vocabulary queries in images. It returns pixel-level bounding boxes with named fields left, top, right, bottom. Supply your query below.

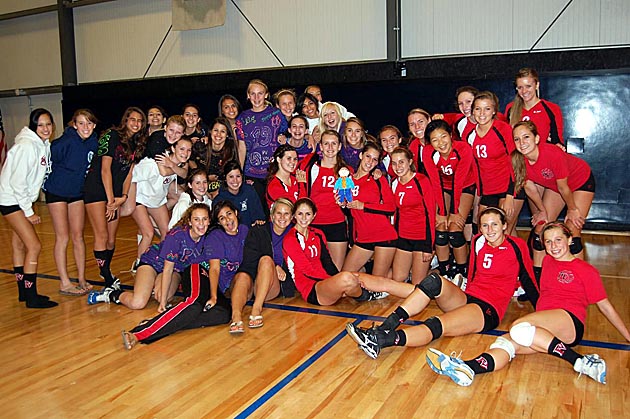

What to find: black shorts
left=45, top=191, right=83, bottom=204
left=312, top=221, right=348, bottom=243
left=465, top=294, right=500, bottom=332
left=515, top=188, right=526, bottom=200
left=0, top=204, right=22, bottom=216
left=396, top=237, right=433, bottom=253
left=575, top=172, right=596, bottom=193
left=479, top=192, right=507, bottom=208
left=307, top=283, right=321, bottom=306
left=354, top=239, right=397, bottom=252
left=444, top=185, right=476, bottom=214
left=83, top=187, right=108, bottom=204
left=565, top=310, right=585, bottom=346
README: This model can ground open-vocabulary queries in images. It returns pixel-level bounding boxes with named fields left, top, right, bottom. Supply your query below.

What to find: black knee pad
left=424, top=316, right=443, bottom=341
left=435, top=230, right=448, bottom=246
left=416, top=272, right=442, bottom=299
left=528, top=226, right=545, bottom=251
left=569, top=237, right=583, bottom=254
left=448, top=231, right=466, bottom=248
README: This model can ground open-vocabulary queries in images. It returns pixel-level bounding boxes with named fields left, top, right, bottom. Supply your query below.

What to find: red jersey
left=283, top=226, right=338, bottom=300
left=537, top=255, right=606, bottom=323
left=466, top=120, right=515, bottom=196
left=298, top=153, right=348, bottom=225
left=408, top=137, right=428, bottom=176
left=423, top=141, right=477, bottom=216
left=442, top=112, right=507, bottom=141
left=391, top=173, right=436, bottom=242
left=525, top=142, right=591, bottom=192
left=265, top=174, right=305, bottom=208
left=466, top=234, right=535, bottom=320
left=350, top=174, right=398, bottom=243
left=506, top=99, right=564, bottom=145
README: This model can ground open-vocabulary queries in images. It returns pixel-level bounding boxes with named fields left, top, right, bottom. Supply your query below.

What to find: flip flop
left=248, top=315, right=264, bottom=329
left=59, top=286, right=89, bottom=296
left=121, top=330, right=137, bottom=350
left=78, top=282, right=94, bottom=292
left=229, top=321, right=244, bottom=334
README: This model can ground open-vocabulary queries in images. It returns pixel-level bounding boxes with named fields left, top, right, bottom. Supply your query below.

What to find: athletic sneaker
left=87, top=286, right=113, bottom=305
left=574, top=354, right=607, bottom=384
left=366, top=291, right=389, bottom=301
left=345, top=323, right=380, bottom=359
left=425, top=347, right=475, bottom=386
left=430, top=255, right=439, bottom=270
left=130, top=259, right=140, bottom=274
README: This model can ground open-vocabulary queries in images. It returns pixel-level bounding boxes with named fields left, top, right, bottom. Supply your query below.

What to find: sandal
left=229, top=321, right=244, bottom=334
left=121, top=330, right=137, bottom=350
left=59, top=286, right=89, bottom=296
left=248, top=315, right=264, bottom=329
left=78, top=282, right=94, bottom=292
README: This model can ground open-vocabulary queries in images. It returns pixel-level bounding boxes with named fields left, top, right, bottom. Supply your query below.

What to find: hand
left=204, top=296, right=217, bottom=311
left=435, top=215, right=448, bottom=229
left=311, top=127, right=321, bottom=144
left=501, top=195, right=514, bottom=218
left=27, top=213, right=41, bottom=225
left=565, top=208, right=585, bottom=230
left=277, top=134, right=287, bottom=145
left=158, top=302, right=167, bottom=313
left=531, top=210, right=548, bottom=226
left=275, top=265, right=287, bottom=281
left=372, top=169, right=383, bottom=180
left=252, top=219, right=266, bottom=226
left=345, top=200, right=364, bottom=210
left=295, top=169, right=307, bottom=183
left=333, top=190, right=345, bottom=207
left=449, top=213, right=466, bottom=230
left=432, top=113, right=445, bottom=120
left=153, top=278, right=162, bottom=303
left=421, top=251, right=434, bottom=263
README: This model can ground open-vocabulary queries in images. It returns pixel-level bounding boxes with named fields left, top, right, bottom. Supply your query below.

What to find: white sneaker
left=574, top=354, right=606, bottom=384
left=426, top=348, right=475, bottom=386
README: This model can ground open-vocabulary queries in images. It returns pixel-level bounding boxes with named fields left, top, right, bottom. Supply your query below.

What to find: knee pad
left=509, top=322, right=536, bottom=347
left=416, top=272, right=442, bottom=299
left=528, top=227, right=545, bottom=252
left=424, top=316, right=443, bottom=341
left=489, top=336, right=516, bottom=361
left=448, top=231, right=466, bottom=248
left=435, top=230, right=448, bottom=247
left=569, top=237, right=583, bottom=254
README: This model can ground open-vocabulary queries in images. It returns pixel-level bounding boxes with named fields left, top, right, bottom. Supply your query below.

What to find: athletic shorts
left=83, top=187, right=109, bottom=204
left=515, top=188, right=526, bottom=200
left=307, top=283, right=321, bottom=306
left=444, top=185, right=476, bottom=214
left=465, top=294, right=500, bottom=332
left=312, top=221, right=348, bottom=243
left=576, top=172, right=596, bottom=193
left=0, top=204, right=22, bottom=216
left=565, top=309, right=585, bottom=346
left=354, top=239, right=397, bottom=252
left=396, top=237, right=433, bottom=253
left=479, top=192, right=507, bottom=208
left=45, top=191, right=83, bottom=204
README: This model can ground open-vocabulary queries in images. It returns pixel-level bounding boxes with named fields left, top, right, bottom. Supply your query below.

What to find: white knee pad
left=489, top=336, right=516, bottom=361
left=509, top=322, right=536, bottom=347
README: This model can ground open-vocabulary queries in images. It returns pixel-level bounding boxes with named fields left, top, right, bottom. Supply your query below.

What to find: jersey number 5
left=482, top=253, right=493, bottom=269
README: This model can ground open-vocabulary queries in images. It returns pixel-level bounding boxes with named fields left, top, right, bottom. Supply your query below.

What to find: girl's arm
left=206, top=259, right=220, bottom=308
left=158, top=260, right=175, bottom=312
left=524, top=180, right=548, bottom=225
left=556, top=178, right=584, bottom=230
left=596, top=298, right=630, bottom=342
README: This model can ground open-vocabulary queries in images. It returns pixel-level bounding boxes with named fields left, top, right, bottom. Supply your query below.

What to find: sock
left=533, top=266, right=542, bottom=282
left=465, top=353, right=496, bottom=375
left=456, top=263, right=468, bottom=277
left=379, top=306, right=409, bottom=331
left=377, top=329, right=406, bottom=348
left=547, top=337, right=580, bottom=365
left=15, top=266, right=25, bottom=302
left=94, top=250, right=113, bottom=287
left=109, top=289, right=123, bottom=304
left=354, top=288, right=371, bottom=302
left=438, top=261, right=450, bottom=276
left=23, top=273, right=58, bottom=309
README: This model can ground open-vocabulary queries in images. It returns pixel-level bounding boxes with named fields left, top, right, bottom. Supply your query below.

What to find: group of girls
left=1, top=70, right=627, bottom=386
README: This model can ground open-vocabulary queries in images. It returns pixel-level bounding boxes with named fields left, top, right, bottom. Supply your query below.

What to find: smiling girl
left=265, top=144, right=306, bottom=208
left=215, top=161, right=265, bottom=226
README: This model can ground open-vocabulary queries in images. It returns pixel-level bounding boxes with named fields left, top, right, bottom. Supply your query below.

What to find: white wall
left=0, top=94, right=63, bottom=146
left=401, top=0, right=630, bottom=58
left=0, top=0, right=55, bottom=16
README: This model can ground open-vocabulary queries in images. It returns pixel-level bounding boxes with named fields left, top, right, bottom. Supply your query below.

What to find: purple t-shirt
left=205, top=225, right=249, bottom=292
left=140, top=226, right=208, bottom=272
left=341, top=144, right=362, bottom=171
left=235, top=106, right=288, bottom=179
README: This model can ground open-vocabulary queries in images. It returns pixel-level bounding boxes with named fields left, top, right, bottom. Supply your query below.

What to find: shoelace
left=576, top=355, right=599, bottom=381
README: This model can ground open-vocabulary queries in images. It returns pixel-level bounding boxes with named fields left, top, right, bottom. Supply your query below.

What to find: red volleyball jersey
left=423, top=141, right=477, bottom=216
left=506, top=99, right=564, bottom=145
left=537, top=255, right=606, bottom=323
left=283, top=226, right=338, bottom=300
left=466, top=234, right=535, bottom=320
left=391, top=173, right=436, bottom=242
left=525, top=142, right=591, bottom=192
left=265, top=174, right=305, bottom=208
left=408, top=137, right=428, bottom=176
left=350, top=174, right=398, bottom=243
left=466, top=120, right=515, bottom=196
left=298, top=154, right=348, bottom=225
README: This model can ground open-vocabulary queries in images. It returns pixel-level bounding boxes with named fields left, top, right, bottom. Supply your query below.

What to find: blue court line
left=234, top=325, right=352, bottom=419
left=3, top=268, right=629, bottom=352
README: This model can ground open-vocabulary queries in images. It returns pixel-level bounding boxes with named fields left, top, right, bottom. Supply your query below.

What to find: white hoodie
left=0, top=127, right=50, bottom=217
left=132, top=157, right=177, bottom=208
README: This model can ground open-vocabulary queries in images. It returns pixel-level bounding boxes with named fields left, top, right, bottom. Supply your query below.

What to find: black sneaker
left=345, top=323, right=381, bottom=359
left=366, top=291, right=389, bottom=301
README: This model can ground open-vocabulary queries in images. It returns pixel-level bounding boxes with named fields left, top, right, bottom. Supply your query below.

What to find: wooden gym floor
left=1, top=203, right=628, bottom=419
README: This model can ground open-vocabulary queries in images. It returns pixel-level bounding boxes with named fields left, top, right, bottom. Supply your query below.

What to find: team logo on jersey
left=557, top=270, right=575, bottom=284
left=475, top=356, right=488, bottom=370
left=163, top=178, right=171, bottom=184
left=541, top=168, right=554, bottom=180
left=522, top=116, right=531, bottom=121
left=40, top=156, right=47, bottom=166
left=552, top=342, right=566, bottom=356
